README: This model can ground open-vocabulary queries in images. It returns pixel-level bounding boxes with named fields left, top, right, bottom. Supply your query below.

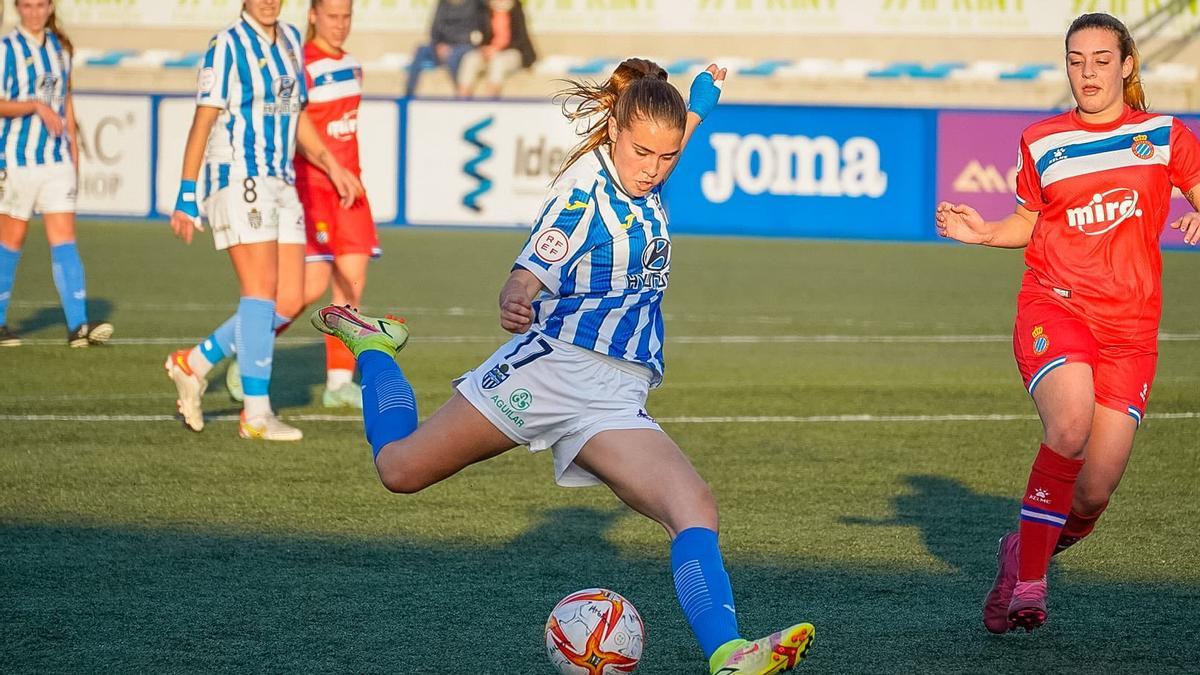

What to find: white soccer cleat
left=165, top=349, right=207, bottom=432
left=239, top=412, right=304, bottom=441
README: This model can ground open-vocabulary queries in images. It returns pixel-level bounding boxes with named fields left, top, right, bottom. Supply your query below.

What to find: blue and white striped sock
left=671, top=527, right=740, bottom=658
left=359, top=349, right=418, bottom=458
left=0, top=243, right=20, bottom=325
left=50, top=242, right=87, bottom=331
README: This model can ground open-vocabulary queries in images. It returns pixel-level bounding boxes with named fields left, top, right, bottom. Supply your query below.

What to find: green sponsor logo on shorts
left=490, top=394, right=525, bottom=428
left=509, top=388, right=533, bottom=411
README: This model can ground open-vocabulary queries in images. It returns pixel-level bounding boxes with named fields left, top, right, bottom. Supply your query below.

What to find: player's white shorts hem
left=0, top=162, right=77, bottom=221
left=456, top=332, right=661, bottom=487
left=205, top=175, right=305, bottom=250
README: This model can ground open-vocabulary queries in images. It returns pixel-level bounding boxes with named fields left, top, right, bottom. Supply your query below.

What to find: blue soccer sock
left=50, top=242, right=87, bottom=331
left=0, top=243, right=20, bottom=325
left=197, top=314, right=237, bottom=367
left=671, top=527, right=741, bottom=659
left=359, top=349, right=418, bottom=458
left=234, top=296, right=276, bottom=416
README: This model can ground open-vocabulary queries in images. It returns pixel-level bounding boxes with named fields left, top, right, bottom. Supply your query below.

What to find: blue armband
left=687, top=70, right=723, bottom=122
left=175, top=180, right=199, bottom=219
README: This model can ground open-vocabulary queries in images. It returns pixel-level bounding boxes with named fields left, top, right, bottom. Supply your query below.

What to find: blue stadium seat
left=664, top=58, right=706, bottom=76
left=163, top=52, right=203, bottom=70
left=867, top=61, right=966, bottom=79
left=737, top=59, right=790, bottom=77
left=85, top=49, right=136, bottom=67
left=999, top=63, right=1056, bottom=80
left=567, top=58, right=618, bottom=76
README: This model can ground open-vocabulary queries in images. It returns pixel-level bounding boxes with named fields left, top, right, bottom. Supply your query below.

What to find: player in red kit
left=936, top=13, right=1200, bottom=634
left=297, top=0, right=379, bottom=407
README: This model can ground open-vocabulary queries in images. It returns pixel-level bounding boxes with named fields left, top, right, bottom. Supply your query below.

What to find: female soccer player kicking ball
left=937, top=14, right=1200, bottom=633
left=314, top=60, right=816, bottom=673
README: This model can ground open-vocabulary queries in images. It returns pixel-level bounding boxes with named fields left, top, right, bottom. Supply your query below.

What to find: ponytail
left=554, top=58, right=686, bottom=179
left=1066, top=13, right=1146, bottom=111
left=48, top=8, right=73, bottom=57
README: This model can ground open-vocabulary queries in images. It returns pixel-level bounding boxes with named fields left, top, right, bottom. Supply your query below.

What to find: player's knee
left=1074, top=490, right=1112, bottom=516
left=663, top=484, right=719, bottom=537
left=375, top=450, right=432, bottom=495
left=1044, top=421, right=1091, bottom=457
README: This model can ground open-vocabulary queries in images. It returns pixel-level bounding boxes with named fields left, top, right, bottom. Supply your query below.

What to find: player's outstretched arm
left=498, top=267, right=545, bottom=334
left=936, top=202, right=1036, bottom=248
left=297, top=110, right=364, bottom=209
left=171, top=105, right=221, bottom=244
left=1169, top=185, right=1200, bottom=246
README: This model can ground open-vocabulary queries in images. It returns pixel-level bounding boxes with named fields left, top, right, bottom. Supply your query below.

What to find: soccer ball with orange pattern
left=545, top=588, right=645, bottom=674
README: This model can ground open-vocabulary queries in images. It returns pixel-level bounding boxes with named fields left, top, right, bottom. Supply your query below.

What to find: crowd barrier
left=74, top=93, right=1199, bottom=249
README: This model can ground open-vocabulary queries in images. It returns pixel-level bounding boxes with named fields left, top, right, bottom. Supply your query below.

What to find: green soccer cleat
left=322, top=381, right=364, bottom=409
left=225, top=360, right=244, bottom=403
left=310, top=305, right=409, bottom=359
left=710, top=623, right=815, bottom=675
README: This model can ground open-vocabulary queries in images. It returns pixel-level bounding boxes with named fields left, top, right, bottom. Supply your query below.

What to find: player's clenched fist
left=500, top=295, right=534, bottom=334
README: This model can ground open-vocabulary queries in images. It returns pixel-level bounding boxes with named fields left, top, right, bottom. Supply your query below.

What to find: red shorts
left=298, top=178, right=379, bottom=262
left=1013, top=287, right=1157, bottom=426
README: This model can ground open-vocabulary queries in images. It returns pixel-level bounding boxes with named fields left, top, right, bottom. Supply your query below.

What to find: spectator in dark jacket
left=405, top=0, right=488, bottom=98
left=456, top=0, right=537, bottom=98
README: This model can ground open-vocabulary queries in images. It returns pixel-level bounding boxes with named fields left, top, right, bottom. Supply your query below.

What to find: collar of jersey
left=15, top=24, right=47, bottom=47
left=593, top=147, right=648, bottom=204
left=241, top=11, right=280, bottom=45
left=1070, top=104, right=1134, bottom=133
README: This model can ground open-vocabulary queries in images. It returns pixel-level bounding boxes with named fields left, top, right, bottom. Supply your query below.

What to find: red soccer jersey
left=295, top=41, right=363, bottom=189
left=1015, top=106, right=1200, bottom=339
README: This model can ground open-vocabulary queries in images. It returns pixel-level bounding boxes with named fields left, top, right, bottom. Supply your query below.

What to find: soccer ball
left=545, top=588, right=645, bottom=674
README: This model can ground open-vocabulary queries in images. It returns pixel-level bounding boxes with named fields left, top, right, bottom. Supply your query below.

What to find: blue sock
left=359, top=349, right=418, bottom=458
left=234, top=297, right=276, bottom=397
left=671, top=527, right=740, bottom=659
left=0, top=243, right=20, bottom=325
left=199, top=314, right=237, bottom=365
left=50, top=242, right=87, bottom=331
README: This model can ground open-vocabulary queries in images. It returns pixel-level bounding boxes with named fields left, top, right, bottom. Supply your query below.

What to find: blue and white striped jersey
left=0, top=26, right=71, bottom=169
left=197, top=13, right=307, bottom=189
left=513, top=148, right=672, bottom=383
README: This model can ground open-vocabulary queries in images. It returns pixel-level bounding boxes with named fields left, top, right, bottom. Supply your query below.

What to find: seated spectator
left=405, top=0, right=488, bottom=98
left=456, top=0, right=537, bottom=98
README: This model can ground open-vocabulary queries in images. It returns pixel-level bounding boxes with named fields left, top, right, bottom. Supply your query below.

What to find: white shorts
left=205, top=175, right=305, bottom=250
left=456, top=333, right=662, bottom=487
left=0, top=162, right=77, bottom=221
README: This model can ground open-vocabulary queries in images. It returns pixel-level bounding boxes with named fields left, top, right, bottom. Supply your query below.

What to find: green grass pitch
left=2, top=221, right=1198, bottom=673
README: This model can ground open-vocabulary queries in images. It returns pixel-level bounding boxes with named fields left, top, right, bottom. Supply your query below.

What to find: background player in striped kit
left=165, top=0, right=362, bottom=441
left=0, top=0, right=112, bottom=348
left=936, top=14, right=1200, bottom=634
left=313, top=59, right=816, bottom=675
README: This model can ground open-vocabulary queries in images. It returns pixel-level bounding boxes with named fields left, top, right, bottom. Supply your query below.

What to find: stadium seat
left=163, top=52, right=204, bottom=69
left=998, top=63, right=1056, bottom=80
left=85, top=49, right=136, bottom=67
left=567, top=57, right=619, bottom=76
left=736, top=59, right=791, bottom=77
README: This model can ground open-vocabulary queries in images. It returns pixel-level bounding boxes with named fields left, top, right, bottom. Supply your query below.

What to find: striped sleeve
left=512, top=178, right=595, bottom=294
left=0, top=39, right=12, bottom=101
left=1014, top=135, right=1044, bottom=211
left=1168, top=118, right=1200, bottom=194
left=196, top=33, right=233, bottom=108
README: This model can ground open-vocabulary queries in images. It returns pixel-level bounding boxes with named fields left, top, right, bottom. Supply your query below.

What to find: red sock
left=1054, top=502, right=1108, bottom=554
left=325, top=333, right=356, bottom=372
left=1018, top=444, right=1084, bottom=580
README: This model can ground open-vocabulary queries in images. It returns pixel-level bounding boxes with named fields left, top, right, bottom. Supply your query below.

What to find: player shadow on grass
left=12, top=298, right=114, bottom=336
left=4, top=499, right=1199, bottom=673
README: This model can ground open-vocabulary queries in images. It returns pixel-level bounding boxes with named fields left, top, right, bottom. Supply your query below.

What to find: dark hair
left=305, top=0, right=321, bottom=43
left=38, top=3, right=72, bottom=56
left=1066, top=13, right=1145, bottom=111
left=554, top=58, right=687, bottom=177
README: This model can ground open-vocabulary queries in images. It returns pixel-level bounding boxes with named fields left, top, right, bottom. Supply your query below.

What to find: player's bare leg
left=1055, top=406, right=1137, bottom=554
left=576, top=430, right=813, bottom=673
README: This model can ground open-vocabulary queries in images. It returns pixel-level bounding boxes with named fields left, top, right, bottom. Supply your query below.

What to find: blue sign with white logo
left=663, top=104, right=937, bottom=240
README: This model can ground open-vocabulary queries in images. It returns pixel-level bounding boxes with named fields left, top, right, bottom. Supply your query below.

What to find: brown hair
left=1066, top=13, right=1145, bottom=111
left=46, top=4, right=72, bottom=56
left=554, top=58, right=687, bottom=178
left=305, top=0, right=320, bottom=43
